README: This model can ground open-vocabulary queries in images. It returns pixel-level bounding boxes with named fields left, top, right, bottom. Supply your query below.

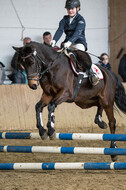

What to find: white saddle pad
left=78, top=64, right=103, bottom=79
left=91, top=64, right=104, bottom=79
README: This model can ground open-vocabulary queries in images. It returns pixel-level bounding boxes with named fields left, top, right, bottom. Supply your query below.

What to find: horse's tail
left=112, top=72, right=126, bottom=114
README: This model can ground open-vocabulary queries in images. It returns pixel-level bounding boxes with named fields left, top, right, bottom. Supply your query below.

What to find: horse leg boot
left=47, top=103, right=56, bottom=140
left=94, top=106, right=107, bottom=129
left=35, top=101, right=48, bottom=140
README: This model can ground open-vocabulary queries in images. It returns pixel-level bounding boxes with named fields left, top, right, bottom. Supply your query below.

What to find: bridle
left=21, top=49, right=48, bottom=82
left=21, top=48, right=64, bottom=82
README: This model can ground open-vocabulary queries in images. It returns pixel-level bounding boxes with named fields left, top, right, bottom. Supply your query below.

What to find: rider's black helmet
left=65, top=0, right=80, bottom=9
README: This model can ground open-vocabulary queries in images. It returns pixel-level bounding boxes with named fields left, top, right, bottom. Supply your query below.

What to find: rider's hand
left=51, top=40, right=56, bottom=47
left=64, top=41, right=72, bottom=49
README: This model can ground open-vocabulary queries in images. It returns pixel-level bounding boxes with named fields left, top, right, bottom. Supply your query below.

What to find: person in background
left=98, top=53, right=111, bottom=71
left=8, top=37, right=31, bottom=84
left=43, top=31, right=52, bottom=46
left=118, top=53, right=126, bottom=82
left=0, top=61, right=6, bottom=84
left=43, top=31, right=59, bottom=51
left=23, top=37, right=31, bottom=46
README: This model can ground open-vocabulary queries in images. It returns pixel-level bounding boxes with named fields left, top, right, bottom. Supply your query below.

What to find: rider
left=51, top=0, right=99, bottom=85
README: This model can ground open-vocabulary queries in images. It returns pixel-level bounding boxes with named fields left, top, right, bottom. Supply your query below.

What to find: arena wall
left=0, top=84, right=125, bottom=131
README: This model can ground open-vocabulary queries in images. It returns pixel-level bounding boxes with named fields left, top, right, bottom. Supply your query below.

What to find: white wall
left=0, top=0, right=108, bottom=71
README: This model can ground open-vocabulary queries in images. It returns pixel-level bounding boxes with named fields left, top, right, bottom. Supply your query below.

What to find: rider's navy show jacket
left=53, top=13, right=87, bottom=49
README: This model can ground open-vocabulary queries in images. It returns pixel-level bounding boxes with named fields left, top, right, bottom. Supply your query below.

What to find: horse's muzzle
left=30, top=84, right=38, bottom=90
left=28, top=77, right=39, bottom=90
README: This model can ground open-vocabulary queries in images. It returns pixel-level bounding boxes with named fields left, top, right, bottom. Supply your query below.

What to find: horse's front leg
left=94, top=105, right=107, bottom=129
left=47, top=103, right=56, bottom=140
left=35, top=100, right=48, bottom=140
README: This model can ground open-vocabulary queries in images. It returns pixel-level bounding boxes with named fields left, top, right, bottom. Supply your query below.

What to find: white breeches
left=70, top=43, right=85, bottom=51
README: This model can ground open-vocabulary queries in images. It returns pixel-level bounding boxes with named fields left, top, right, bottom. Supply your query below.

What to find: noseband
left=21, top=50, right=47, bottom=82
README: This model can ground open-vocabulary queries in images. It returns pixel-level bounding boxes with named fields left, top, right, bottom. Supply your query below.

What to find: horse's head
left=13, top=44, right=44, bottom=90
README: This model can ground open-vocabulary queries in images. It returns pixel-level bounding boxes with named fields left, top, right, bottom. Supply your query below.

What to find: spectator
left=23, top=37, right=31, bottom=46
left=8, top=37, right=31, bottom=84
left=118, top=54, right=126, bottom=82
left=98, top=53, right=111, bottom=71
left=0, top=61, right=6, bottom=84
left=43, top=31, right=59, bottom=51
left=43, top=31, right=52, bottom=46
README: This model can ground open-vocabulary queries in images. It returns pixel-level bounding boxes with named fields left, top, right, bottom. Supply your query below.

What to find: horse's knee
left=35, top=101, right=42, bottom=112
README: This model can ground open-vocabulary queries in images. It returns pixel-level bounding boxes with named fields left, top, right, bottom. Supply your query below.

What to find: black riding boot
left=87, top=68, right=99, bottom=86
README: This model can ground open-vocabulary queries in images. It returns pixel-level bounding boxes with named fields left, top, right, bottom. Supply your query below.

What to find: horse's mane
left=27, top=41, right=59, bottom=61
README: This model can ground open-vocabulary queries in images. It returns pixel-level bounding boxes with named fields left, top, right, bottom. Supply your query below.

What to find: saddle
left=63, top=49, right=103, bottom=80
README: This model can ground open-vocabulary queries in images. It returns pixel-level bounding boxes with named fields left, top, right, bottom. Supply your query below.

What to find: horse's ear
left=12, top=46, right=22, bottom=52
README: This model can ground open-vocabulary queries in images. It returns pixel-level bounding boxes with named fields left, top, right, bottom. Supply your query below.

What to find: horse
left=13, top=41, right=126, bottom=161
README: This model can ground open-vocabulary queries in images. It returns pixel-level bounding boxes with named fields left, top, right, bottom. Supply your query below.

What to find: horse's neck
left=39, top=46, right=58, bottom=64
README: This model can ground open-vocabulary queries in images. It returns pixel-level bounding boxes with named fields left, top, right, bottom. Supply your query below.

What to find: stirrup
left=89, top=75, right=100, bottom=86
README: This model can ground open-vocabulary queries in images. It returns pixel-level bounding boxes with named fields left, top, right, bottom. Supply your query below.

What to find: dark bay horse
left=14, top=41, right=126, bottom=161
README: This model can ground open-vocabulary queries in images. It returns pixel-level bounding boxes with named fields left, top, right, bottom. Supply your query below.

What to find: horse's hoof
left=39, top=128, right=48, bottom=140
left=49, top=131, right=56, bottom=140
left=41, top=132, right=48, bottom=140
left=48, top=127, right=56, bottom=140
left=111, top=155, right=118, bottom=162
left=94, top=117, right=107, bottom=129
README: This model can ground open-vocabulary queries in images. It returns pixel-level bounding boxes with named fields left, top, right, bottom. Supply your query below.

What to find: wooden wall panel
left=109, top=0, right=126, bottom=80
left=0, top=84, right=125, bottom=131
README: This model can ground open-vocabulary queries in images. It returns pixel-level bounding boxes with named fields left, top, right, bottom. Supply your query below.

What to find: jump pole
left=0, top=162, right=126, bottom=170
left=0, top=132, right=126, bottom=141
left=1, top=145, right=126, bottom=155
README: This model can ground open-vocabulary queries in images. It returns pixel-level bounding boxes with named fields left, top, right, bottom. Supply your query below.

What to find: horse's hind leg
left=35, top=100, right=48, bottom=140
left=104, top=106, right=117, bottom=161
left=47, top=103, right=56, bottom=140
left=94, top=105, right=107, bottom=129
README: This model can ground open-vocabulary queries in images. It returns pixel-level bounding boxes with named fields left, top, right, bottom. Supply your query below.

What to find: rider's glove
left=51, top=40, right=56, bottom=47
left=64, top=41, right=72, bottom=49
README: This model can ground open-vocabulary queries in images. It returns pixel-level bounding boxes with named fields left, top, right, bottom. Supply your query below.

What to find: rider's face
left=67, top=7, right=78, bottom=17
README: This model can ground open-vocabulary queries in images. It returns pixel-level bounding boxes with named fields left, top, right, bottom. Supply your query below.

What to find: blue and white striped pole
left=0, top=162, right=126, bottom=170
left=0, top=132, right=126, bottom=141
left=0, top=145, right=126, bottom=155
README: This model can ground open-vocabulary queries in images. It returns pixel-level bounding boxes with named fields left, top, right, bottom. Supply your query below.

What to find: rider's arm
left=53, top=17, right=65, bottom=43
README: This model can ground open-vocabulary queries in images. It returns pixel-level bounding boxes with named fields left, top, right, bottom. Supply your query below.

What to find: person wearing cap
left=51, top=0, right=99, bottom=85
left=0, top=62, right=6, bottom=84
